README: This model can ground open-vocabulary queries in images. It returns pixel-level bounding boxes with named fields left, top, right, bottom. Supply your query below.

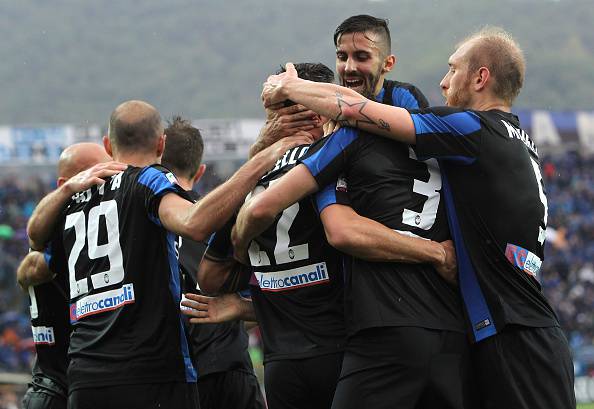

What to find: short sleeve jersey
left=27, top=252, right=69, bottom=394
left=300, top=128, right=465, bottom=335
left=47, top=165, right=196, bottom=390
left=411, top=107, right=558, bottom=342
left=208, top=144, right=346, bottom=362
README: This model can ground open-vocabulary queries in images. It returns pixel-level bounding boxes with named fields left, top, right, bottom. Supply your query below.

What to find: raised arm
left=16, top=251, right=54, bottom=291
left=159, top=134, right=311, bottom=242
left=27, top=161, right=127, bottom=250
left=262, top=63, right=416, bottom=145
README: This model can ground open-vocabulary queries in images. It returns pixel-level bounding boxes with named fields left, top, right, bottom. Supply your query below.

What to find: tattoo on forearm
left=378, top=119, right=391, bottom=130
left=334, top=92, right=390, bottom=131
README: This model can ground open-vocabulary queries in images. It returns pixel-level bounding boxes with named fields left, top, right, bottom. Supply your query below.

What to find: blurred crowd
left=0, top=151, right=592, bottom=376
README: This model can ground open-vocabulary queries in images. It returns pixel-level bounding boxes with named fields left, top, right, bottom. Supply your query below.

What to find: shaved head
left=57, top=142, right=111, bottom=185
left=457, top=27, right=525, bottom=104
left=108, top=100, right=163, bottom=154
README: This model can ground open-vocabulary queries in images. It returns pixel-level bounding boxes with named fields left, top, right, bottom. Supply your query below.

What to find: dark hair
left=162, top=116, right=204, bottom=180
left=333, top=14, right=391, bottom=54
left=277, top=63, right=334, bottom=106
left=108, top=100, right=163, bottom=153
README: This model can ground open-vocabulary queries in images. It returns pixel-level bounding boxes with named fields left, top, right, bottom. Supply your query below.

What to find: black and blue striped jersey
left=300, top=128, right=465, bottom=335
left=47, top=165, right=196, bottom=390
left=207, top=144, right=346, bottom=363
left=411, top=107, right=558, bottom=342
left=376, top=79, right=429, bottom=109
left=26, top=263, right=69, bottom=395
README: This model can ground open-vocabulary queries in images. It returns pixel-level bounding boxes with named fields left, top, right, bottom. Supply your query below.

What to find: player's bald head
left=57, top=142, right=111, bottom=185
left=457, top=27, right=525, bottom=104
left=108, top=100, right=164, bottom=154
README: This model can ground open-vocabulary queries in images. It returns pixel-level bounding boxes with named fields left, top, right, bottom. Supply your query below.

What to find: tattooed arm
left=262, top=63, right=416, bottom=144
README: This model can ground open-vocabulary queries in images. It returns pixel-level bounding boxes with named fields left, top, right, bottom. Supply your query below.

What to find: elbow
left=324, top=223, right=355, bottom=253
left=247, top=198, right=277, bottom=227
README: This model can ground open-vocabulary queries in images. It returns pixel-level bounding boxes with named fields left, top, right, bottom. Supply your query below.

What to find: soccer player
left=188, top=63, right=461, bottom=409
left=251, top=14, right=427, bottom=155
left=26, top=100, right=309, bottom=409
left=260, top=27, right=576, bottom=409
left=161, top=116, right=265, bottom=409
left=17, top=143, right=110, bottom=409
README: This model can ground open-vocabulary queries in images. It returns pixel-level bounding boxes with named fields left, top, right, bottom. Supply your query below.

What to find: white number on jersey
left=64, top=199, right=125, bottom=299
left=400, top=148, right=442, bottom=235
left=247, top=179, right=309, bottom=267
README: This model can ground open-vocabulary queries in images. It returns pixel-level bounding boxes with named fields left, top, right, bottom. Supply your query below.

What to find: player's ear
left=156, top=134, right=166, bottom=157
left=193, top=164, right=206, bottom=185
left=474, top=66, right=490, bottom=92
left=56, top=177, right=67, bottom=188
left=382, top=54, right=396, bottom=73
left=103, top=135, right=113, bottom=156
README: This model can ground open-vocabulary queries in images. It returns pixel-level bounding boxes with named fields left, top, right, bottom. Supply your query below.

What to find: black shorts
left=472, top=325, right=575, bottom=409
left=264, top=352, right=343, bottom=409
left=68, top=381, right=200, bottom=409
left=198, top=369, right=265, bottom=409
left=331, top=327, right=475, bottom=409
left=22, top=376, right=67, bottom=409
left=22, top=386, right=66, bottom=409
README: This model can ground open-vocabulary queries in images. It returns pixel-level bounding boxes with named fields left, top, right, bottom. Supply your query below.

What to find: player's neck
left=113, top=152, right=160, bottom=168
left=470, top=97, right=510, bottom=113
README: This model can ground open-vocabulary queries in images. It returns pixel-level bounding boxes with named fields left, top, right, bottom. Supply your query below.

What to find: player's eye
left=336, top=52, right=346, bottom=61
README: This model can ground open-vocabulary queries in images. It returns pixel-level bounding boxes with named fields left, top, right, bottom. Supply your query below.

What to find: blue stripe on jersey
left=138, top=167, right=180, bottom=227
left=301, top=128, right=358, bottom=177
left=43, top=243, right=52, bottom=266
left=412, top=111, right=481, bottom=136
left=166, top=231, right=198, bottom=381
left=315, top=183, right=338, bottom=214
left=392, top=87, right=421, bottom=109
left=238, top=288, right=252, bottom=298
left=441, top=170, right=496, bottom=342
left=375, top=87, right=420, bottom=109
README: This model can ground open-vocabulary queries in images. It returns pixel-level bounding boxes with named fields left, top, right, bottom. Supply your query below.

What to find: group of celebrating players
left=17, top=14, right=576, bottom=409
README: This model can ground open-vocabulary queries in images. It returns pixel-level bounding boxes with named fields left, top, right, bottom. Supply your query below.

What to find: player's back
left=301, top=128, right=465, bottom=335
left=415, top=108, right=558, bottom=338
left=248, top=144, right=346, bottom=362
left=52, top=165, right=196, bottom=390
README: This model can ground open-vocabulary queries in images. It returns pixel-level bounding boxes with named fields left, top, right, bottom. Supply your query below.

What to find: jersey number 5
left=64, top=200, right=124, bottom=300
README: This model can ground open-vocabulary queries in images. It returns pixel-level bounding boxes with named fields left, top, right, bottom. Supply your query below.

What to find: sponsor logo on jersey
left=505, top=243, right=542, bottom=278
left=70, top=283, right=135, bottom=323
left=254, top=262, right=328, bottom=292
left=31, top=326, right=55, bottom=345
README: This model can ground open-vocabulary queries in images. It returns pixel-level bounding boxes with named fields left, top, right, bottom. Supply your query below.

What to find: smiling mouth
left=343, top=78, right=364, bottom=89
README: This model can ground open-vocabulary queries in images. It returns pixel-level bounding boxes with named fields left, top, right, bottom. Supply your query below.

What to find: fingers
left=184, top=293, right=213, bottom=303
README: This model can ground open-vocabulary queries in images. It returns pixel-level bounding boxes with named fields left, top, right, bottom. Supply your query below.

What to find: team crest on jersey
left=70, top=283, right=135, bottom=323
left=32, top=326, right=55, bottom=345
left=254, top=262, right=329, bottom=292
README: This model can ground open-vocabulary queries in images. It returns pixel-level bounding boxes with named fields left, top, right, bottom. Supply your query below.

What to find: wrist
left=428, top=241, right=446, bottom=266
